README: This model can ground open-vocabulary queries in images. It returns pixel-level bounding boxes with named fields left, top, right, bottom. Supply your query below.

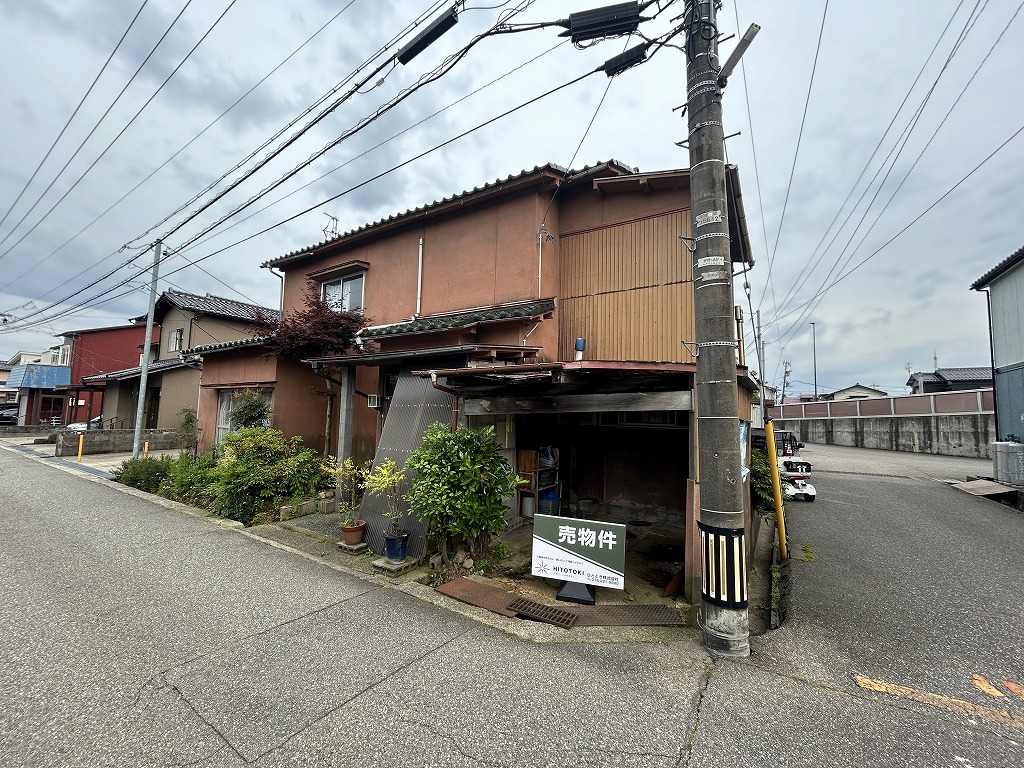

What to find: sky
left=0, top=0, right=1021, bottom=397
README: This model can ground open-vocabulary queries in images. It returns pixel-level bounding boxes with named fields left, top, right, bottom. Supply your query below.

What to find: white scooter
left=776, top=431, right=817, bottom=502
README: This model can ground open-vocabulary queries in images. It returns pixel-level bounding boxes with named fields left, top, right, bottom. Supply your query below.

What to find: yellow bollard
left=764, top=419, right=789, bottom=560
left=143, top=441, right=149, bottom=458
left=77, top=434, right=84, bottom=463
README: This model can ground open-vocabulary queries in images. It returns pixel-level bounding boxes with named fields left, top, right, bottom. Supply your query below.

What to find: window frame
left=322, top=271, right=365, bottom=313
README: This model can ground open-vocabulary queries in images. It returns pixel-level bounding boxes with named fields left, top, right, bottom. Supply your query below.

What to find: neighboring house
left=85, top=290, right=276, bottom=430
left=781, top=394, right=817, bottom=404
left=906, top=367, right=993, bottom=395
left=1, top=352, right=43, bottom=406
left=823, top=384, right=887, bottom=401
left=185, top=336, right=328, bottom=452
left=0, top=363, right=15, bottom=404
left=972, top=245, right=1024, bottom=441
left=53, top=323, right=159, bottom=427
left=6, top=362, right=71, bottom=425
left=213, top=160, right=757, bottom=578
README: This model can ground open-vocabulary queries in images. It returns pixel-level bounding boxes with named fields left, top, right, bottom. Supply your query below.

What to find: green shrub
left=206, top=427, right=334, bottom=526
left=750, top=448, right=784, bottom=519
left=112, top=455, right=173, bottom=494
left=405, top=422, right=522, bottom=561
left=177, top=406, right=200, bottom=451
left=228, top=389, right=273, bottom=430
left=165, top=450, right=217, bottom=506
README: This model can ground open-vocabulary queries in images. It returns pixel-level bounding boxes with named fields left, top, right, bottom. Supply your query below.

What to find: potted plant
left=337, top=457, right=368, bottom=545
left=364, top=458, right=409, bottom=563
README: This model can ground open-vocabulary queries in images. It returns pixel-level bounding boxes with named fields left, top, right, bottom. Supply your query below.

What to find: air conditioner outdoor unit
left=367, top=394, right=380, bottom=409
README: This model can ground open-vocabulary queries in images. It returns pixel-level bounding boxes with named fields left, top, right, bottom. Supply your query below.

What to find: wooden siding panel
left=559, top=283, right=696, bottom=362
left=559, top=211, right=695, bottom=362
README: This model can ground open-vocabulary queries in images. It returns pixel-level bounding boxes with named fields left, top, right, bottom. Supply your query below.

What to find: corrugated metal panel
left=360, top=360, right=456, bottom=560
left=559, top=211, right=694, bottom=362
left=7, top=364, right=72, bottom=389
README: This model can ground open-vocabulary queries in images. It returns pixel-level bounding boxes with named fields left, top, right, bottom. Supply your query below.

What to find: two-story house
left=54, top=323, right=159, bottom=427
left=85, top=290, right=276, bottom=430
left=198, top=160, right=756, bottom=595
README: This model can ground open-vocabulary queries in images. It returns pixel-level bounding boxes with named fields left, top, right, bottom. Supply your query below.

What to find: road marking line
left=854, top=675, right=1024, bottom=731
left=973, top=674, right=1004, bottom=698
left=1003, top=680, right=1024, bottom=701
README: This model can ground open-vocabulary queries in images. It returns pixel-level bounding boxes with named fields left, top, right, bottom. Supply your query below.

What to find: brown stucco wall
left=155, top=367, right=201, bottom=429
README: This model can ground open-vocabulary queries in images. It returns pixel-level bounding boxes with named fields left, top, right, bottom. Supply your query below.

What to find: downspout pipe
left=430, top=372, right=459, bottom=431
left=269, top=266, right=285, bottom=312
left=982, top=288, right=1001, bottom=439
left=415, top=235, right=424, bottom=317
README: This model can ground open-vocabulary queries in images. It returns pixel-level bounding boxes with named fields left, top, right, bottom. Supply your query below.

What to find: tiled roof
left=159, top=290, right=278, bottom=323
left=184, top=336, right=271, bottom=355
left=906, top=367, right=992, bottom=386
left=360, top=299, right=556, bottom=339
left=936, top=367, right=992, bottom=381
left=82, top=358, right=189, bottom=383
left=262, top=161, right=634, bottom=269
left=971, top=245, right=1024, bottom=289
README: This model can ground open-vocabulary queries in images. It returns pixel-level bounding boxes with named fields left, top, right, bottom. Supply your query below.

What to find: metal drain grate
left=506, top=597, right=579, bottom=629
left=435, top=577, right=518, bottom=617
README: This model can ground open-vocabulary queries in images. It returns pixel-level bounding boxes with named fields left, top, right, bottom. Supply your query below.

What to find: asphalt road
left=1, top=443, right=1022, bottom=766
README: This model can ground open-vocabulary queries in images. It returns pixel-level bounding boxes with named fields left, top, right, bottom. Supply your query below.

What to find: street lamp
left=810, top=322, right=818, bottom=400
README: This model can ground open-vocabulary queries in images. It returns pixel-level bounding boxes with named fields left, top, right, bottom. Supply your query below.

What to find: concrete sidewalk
left=0, top=432, right=182, bottom=476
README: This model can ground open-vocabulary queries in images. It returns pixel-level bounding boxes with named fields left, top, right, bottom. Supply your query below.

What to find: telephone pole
left=132, top=240, right=161, bottom=459
left=685, top=0, right=749, bottom=656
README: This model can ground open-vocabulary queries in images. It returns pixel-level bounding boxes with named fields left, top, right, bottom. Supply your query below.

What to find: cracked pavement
left=1, top=442, right=1021, bottom=766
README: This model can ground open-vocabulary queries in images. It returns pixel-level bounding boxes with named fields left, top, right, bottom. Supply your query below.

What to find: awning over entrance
left=410, top=361, right=697, bottom=414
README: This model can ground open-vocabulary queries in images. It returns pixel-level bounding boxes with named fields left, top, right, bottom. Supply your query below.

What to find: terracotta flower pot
left=341, top=520, right=367, bottom=546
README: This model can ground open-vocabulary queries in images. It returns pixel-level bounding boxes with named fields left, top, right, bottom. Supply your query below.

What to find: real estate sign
left=531, top=514, right=626, bottom=590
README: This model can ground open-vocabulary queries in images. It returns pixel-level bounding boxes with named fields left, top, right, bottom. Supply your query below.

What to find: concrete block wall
left=777, top=414, right=996, bottom=459
left=54, top=429, right=185, bottom=457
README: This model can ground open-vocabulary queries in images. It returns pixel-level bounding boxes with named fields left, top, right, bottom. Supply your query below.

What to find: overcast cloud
left=1, top=0, right=1021, bottom=396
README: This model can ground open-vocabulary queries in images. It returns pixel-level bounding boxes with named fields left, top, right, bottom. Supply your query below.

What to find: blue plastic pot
left=384, top=532, right=410, bottom=564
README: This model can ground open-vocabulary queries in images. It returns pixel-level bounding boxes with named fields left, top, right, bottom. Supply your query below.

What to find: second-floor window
left=323, top=272, right=364, bottom=312
left=170, top=328, right=184, bottom=352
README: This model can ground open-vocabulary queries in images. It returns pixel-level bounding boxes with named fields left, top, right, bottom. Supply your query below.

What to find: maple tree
left=255, top=280, right=370, bottom=359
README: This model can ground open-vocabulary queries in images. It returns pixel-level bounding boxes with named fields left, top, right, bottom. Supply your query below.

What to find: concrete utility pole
left=684, top=0, right=749, bottom=656
left=132, top=240, right=161, bottom=459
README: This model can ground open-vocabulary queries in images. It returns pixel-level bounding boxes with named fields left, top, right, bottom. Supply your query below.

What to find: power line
left=0, top=0, right=151, bottom=236
left=0, top=0, right=198, bottom=257
left=0, top=0, right=361, bottom=298
left=772, top=0, right=1011, bottom=346
left=175, top=39, right=569, bottom=258
left=119, top=0, right=449, bottom=252
left=154, top=1, right=547, bottom=254
left=0, top=0, right=240, bottom=265
left=761, top=0, right=829, bottom=302
left=764, top=0, right=972, bottom=332
left=4, top=12, right=679, bottom=334
left=2, top=66, right=605, bottom=335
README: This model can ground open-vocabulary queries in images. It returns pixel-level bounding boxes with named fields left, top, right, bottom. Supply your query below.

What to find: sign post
left=531, top=514, right=626, bottom=604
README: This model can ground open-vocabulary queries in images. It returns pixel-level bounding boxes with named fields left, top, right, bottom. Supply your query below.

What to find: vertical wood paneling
left=559, top=211, right=695, bottom=362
